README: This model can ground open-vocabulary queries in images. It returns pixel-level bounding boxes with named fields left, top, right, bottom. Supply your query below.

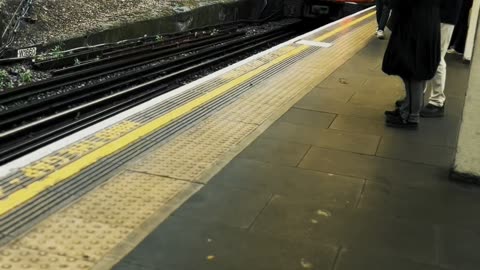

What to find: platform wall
left=453, top=10, right=480, bottom=181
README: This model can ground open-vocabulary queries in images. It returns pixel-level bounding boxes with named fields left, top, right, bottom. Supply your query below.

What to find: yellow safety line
left=0, top=11, right=375, bottom=216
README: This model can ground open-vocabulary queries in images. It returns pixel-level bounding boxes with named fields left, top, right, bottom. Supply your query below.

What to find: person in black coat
left=383, top=0, right=441, bottom=128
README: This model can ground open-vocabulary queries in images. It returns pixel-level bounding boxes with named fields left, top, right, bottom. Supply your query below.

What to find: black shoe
left=385, top=114, right=418, bottom=129
left=420, top=104, right=444, bottom=118
left=395, top=98, right=405, bottom=108
left=384, top=108, right=401, bottom=117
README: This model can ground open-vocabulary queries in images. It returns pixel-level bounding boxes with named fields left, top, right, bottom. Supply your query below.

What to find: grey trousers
left=400, top=78, right=426, bottom=123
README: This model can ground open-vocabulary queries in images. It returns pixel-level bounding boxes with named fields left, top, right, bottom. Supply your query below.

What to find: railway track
left=0, top=20, right=304, bottom=164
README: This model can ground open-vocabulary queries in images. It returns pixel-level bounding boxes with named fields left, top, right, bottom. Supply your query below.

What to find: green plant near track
left=0, top=70, right=11, bottom=89
left=51, top=45, right=64, bottom=58
left=19, top=70, right=33, bottom=84
left=35, top=54, right=46, bottom=61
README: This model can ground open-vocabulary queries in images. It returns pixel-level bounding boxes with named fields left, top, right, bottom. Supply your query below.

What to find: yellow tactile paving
left=180, top=118, right=258, bottom=145
left=0, top=12, right=377, bottom=270
left=0, top=245, right=93, bottom=269
left=62, top=172, right=191, bottom=229
left=215, top=100, right=277, bottom=125
left=18, top=216, right=129, bottom=262
left=131, top=120, right=258, bottom=181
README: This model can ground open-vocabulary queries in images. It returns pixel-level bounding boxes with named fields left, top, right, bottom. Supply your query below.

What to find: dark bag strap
left=386, top=9, right=397, bottom=31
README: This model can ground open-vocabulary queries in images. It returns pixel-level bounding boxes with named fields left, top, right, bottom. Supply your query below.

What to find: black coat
left=440, top=0, right=463, bottom=25
left=382, top=0, right=441, bottom=80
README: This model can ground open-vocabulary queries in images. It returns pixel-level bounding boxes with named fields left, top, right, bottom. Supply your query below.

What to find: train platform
left=0, top=7, right=479, bottom=270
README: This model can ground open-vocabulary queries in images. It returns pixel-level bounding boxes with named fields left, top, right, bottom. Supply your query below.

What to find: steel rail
left=50, top=31, right=239, bottom=76
left=0, top=32, right=245, bottom=105
left=37, top=30, right=236, bottom=72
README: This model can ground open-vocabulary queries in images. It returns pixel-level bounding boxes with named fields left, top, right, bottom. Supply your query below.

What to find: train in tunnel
left=284, top=0, right=375, bottom=18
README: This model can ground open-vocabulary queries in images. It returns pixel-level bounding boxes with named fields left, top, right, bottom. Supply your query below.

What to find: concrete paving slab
left=209, top=158, right=364, bottom=207
left=276, top=108, right=336, bottom=129
left=436, top=227, right=480, bottom=270
left=115, top=216, right=338, bottom=270
left=358, top=181, right=480, bottom=229
left=334, top=55, right=382, bottom=74
left=315, top=76, right=367, bottom=92
left=262, top=121, right=381, bottom=155
left=330, top=115, right=460, bottom=148
left=113, top=262, right=149, bottom=270
left=299, top=147, right=451, bottom=189
left=376, top=137, right=456, bottom=167
left=305, top=86, right=358, bottom=103
left=238, top=137, right=311, bottom=167
left=348, top=88, right=404, bottom=109
left=172, top=183, right=272, bottom=229
left=295, top=98, right=386, bottom=120
left=250, top=197, right=436, bottom=263
left=336, top=249, right=449, bottom=270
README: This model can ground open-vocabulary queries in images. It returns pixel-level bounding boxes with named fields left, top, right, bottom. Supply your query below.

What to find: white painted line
left=296, top=40, right=333, bottom=48
left=0, top=6, right=375, bottom=178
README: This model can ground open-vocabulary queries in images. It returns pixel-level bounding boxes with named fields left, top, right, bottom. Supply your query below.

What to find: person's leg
left=386, top=78, right=422, bottom=128
left=452, top=0, right=472, bottom=53
left=455, top=20, right=469, bottom=53
left=376, top=0, right=383, bottom=25
left=423, top=23, right=454, bottom=116
left=378, top=3, right=390, bottom=31
left=406, top=79, right=426, bottom=123
left=376, top=0, right=389, bottom=39
left=398, top=78, right=411, bottom=119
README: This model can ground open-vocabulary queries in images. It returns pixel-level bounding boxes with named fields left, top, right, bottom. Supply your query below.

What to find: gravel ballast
left=10, top=0, right=253, bottom=47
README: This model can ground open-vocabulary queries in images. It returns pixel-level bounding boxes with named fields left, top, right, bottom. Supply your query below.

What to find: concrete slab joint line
left=0, top=8, right=379, bottom=270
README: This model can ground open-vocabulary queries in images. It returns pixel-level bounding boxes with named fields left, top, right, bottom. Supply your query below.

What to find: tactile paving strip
left=62, top=172, right=191, bottom=229
left=131, top=120, right=257, bottom=181
left=218, top=46, right=299, bottom=81
left=0, top=245, right=93, bottom=269
left=18, top=216, right=128, bottom=262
